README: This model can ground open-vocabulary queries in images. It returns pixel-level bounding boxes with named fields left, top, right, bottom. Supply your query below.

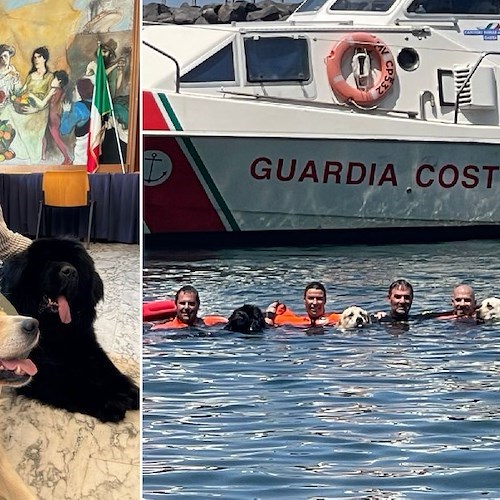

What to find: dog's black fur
left=224, top=304, right=266, bottom=334
left=1, top=238, right=139, bottom=423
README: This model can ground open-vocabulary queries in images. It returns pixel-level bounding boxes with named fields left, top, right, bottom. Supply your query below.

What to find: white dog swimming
left=337, top=306, right=372, bottom=330
left=476, top=297, right=500, bottom=322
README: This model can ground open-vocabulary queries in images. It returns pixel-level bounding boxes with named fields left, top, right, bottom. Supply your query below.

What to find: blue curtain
left=0, top=173, right=139, bottom=244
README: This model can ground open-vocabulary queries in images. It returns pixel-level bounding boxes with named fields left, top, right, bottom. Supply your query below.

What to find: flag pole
left=87, top=41, right=126, bottom=174
left=105, top=79, right=126, bottom=174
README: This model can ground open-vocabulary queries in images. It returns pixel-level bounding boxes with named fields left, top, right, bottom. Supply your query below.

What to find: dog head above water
left=0, top=311, right=39, bottom=387
left=224, top=304, right=266, bottom=334
left=338, top=306, right=372, bottom=330
left=1, top=238, right=104, bottom=328
left=476, top=297, right=500, bottom=322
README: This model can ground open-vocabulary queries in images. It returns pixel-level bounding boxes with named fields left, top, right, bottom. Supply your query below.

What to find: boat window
left=295, top=0, right=328, bottom=13
left=180, top=43, right=235, bottom=83
left=244, top=37, right=310, bottom=83
left=329, top=0, right=396, bottom=11
left=407, top=0, right=500, bottom=14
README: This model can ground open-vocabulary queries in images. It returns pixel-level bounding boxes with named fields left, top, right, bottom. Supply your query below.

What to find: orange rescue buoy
left=326, top=32, right=396, bottom=105
left=143, top=299, right=176, bottom=321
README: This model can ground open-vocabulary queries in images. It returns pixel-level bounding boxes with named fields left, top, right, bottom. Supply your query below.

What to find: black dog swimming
left=1, top=237, right=139, bottom=423
left=224, top=304, right=267, bottom=334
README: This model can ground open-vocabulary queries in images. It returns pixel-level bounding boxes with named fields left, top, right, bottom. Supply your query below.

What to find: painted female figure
left=10, top=46, right=53, bottom=162
left=16, top=46, right=53, bottom=108
left=29, top=70, right=72, bottom=164
left=0, top=44, right=20, bottom=111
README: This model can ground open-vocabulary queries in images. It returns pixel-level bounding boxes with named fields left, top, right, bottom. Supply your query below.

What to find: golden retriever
left=476, top=297, right=500, bottom=322
left=0, top=309, right=39, bottom=500
left=338, top=306, right=372, bottom=330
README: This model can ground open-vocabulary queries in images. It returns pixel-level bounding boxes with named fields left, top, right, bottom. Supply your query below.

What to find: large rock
left=195, top=15, right=210, bottom=23
left=172, top=5, right=202, bottom=24
left=143, top=1, right=299, bottom=24
left=201, top=6, right=220, bottom=23
left=247, top=4, right=281, bottom=21
left=218, top=2, right=250, bottom=23
left=255, top=0, right=298, bottom=17
left=156, top=11, right=175, bottom=23
left=143, top=3, right=172, bottom=22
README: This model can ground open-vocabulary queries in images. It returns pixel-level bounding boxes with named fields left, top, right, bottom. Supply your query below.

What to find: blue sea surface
left=143, top=240, right=500, bottom=498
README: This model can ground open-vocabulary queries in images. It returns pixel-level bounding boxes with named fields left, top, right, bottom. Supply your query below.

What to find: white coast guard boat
left=143, top=0, right=500, bottom=245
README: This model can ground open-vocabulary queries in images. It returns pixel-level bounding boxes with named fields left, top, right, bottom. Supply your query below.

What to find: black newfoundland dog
left=1, top=238, right=139, bottom=423
left=224, top=304, right=267, bottom=334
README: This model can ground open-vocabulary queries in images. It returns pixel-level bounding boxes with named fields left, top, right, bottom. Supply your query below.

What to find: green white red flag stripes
left=86, top=46, right=112, bottom=173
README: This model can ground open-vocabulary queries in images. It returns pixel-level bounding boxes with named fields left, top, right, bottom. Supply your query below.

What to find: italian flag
left=86, top=46, right=112, bottom=173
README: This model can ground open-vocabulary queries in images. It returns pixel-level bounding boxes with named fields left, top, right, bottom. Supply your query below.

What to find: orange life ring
left=143, top=299, right=176, bottom=321
left=326, top=32, right=396, bottom=105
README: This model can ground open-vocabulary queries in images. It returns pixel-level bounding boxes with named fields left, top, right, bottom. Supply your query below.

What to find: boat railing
left=219, top=88, right=418, bottom=118
left=454, top=51, right=500, bottom=124
left=143, top=40, right=181, bottom=93
left=393, top=18, right=459, bottom=30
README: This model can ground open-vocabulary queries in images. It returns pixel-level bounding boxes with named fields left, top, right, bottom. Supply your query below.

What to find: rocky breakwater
left=143, top=1, right=300, bottom=24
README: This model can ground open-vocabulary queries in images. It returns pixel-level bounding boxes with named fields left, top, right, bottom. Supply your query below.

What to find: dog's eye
left=487, top=303, right=493, bottom=310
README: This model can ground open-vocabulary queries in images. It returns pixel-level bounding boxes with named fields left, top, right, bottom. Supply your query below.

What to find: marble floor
left=0, top=242, right=141, bottom=500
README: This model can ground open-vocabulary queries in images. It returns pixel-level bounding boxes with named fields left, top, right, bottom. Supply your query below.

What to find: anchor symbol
left=143, top=150, right=172, bottom=186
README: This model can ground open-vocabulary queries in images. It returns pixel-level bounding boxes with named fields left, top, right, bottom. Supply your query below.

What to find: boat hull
left=144, top=133, right=500, bottom=241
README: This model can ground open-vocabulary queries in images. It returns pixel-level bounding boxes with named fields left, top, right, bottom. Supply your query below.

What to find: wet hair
left=303, top=281, right=327, bottom=300
left=53, top=70, right=69, bottom=88
left=175, top=285, right=200, bottom=306
left=388, top=279, right=414, bottom=298
left=0, top=44, right=15, bottom=57
left=29, top=46, right=49, bottom=74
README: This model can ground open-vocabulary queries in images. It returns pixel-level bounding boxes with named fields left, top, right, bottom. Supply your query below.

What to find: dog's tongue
left=57, top=296, right=72, bottom=324
left=1, top=358, right=38, bottom=376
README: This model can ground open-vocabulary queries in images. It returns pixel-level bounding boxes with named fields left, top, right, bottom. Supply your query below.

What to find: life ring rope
left=326, top=32, right=396, bottom=106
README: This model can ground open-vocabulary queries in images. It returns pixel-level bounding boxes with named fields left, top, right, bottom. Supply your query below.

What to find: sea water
left=143, top=240, right=500, bottom=498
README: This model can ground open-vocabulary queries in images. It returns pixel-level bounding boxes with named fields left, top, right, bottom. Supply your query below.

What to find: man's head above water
left=451, top=284, right=476, bottom=318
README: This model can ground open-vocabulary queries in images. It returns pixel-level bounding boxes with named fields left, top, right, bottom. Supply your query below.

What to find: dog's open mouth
left=40, top=295, right=72, bottom=324
left=0, top=357, right=38, bottom=385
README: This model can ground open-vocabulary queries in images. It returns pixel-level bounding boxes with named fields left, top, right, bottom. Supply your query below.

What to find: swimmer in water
left=373, top=279, right=414, bottom=322
left=265, top=281, right=341, bottom=328
left=450, top=284, right=477, bottom=318
left=420, top=283, right=477, bottom=321
left=152, top=285, right=227, bottom=329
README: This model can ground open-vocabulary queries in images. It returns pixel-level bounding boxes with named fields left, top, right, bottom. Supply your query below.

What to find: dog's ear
left=1, top=252, right=29, bottom=294
left=250, top=318, right=266, bottom=332
left=224, top=309, right=241, bottom=331
left=249, top=306, right=266, bottom=332
left=1, top=251, right=39, bottom=313
left=1, top=254, right=27, bottom=291
left=91, top=271, right=104, bottom=306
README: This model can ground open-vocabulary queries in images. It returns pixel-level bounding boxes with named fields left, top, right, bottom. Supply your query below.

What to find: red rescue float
left=143, top=299, right=176, bottom=321
left=326, top=32, right=396, bottom=105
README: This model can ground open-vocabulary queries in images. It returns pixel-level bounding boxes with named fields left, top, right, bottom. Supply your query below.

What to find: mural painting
left=0, top=0, right=136, bottom=167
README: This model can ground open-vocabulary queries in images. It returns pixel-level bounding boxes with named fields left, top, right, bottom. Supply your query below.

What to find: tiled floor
left=0, top=242, right=141, bottom=500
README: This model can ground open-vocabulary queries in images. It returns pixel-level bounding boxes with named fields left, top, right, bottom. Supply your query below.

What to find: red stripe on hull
left=144, top=136, right=227, bottom=233
left=143, top=92, right=169, bottom=130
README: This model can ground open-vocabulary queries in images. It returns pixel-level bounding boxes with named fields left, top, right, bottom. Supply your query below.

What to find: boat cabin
left=143, top=0, right=500, bottom=126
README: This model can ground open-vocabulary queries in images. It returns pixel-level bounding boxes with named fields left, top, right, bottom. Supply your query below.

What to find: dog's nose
left=21, top=318, right=39, bottom=335
left=60, top=265, right=77, bottom=279
left=356, top=317, right=364, bottom=326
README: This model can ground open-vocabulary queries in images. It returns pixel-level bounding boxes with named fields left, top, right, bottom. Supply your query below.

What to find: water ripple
left=144, top=242, right=500, bottom=498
